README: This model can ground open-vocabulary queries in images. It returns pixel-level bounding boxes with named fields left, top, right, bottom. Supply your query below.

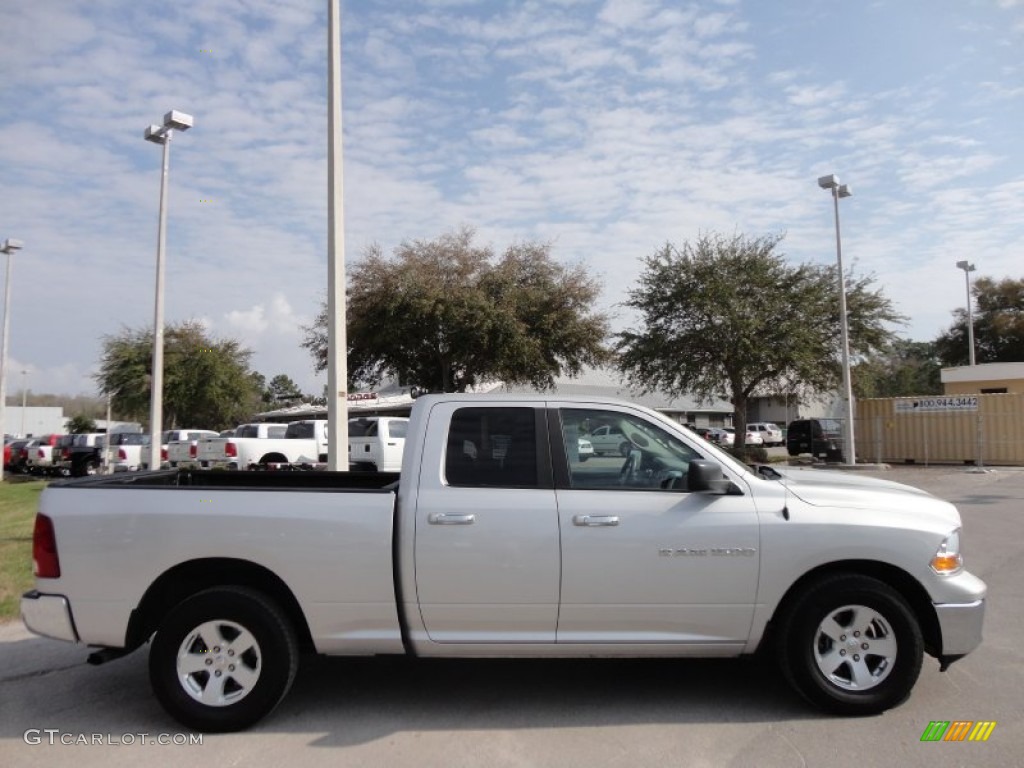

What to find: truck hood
left=767, top=466, right=943, bottom=510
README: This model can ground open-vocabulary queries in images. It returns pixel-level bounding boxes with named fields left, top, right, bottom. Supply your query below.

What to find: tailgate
left=196, top=438, right=227, bottom=461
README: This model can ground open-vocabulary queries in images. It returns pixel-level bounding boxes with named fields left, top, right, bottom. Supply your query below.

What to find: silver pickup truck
left=20, top=394, right=986, bottom=733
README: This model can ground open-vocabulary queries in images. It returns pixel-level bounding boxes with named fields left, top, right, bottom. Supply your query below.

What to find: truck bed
left=48, top=468, right=400, bottom=491
left=37, top=467, right=405, bottom=655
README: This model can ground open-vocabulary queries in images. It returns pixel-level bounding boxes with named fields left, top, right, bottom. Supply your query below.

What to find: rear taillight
left=225, top=442, right=237, bottom=458
left=118, top=448, right=127, bottom=460
left=37, top=448, right=45, bottom=458
left=33, top=514, right=61, bottom=578
left=161, top=448, right=168, bottom=462
left=189, top=444, right=198, bottom=458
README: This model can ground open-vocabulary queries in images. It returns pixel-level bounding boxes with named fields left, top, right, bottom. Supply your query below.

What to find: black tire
left=149, top=587, right=299, bottom=732
left=775, top=574, right=923, bottom=715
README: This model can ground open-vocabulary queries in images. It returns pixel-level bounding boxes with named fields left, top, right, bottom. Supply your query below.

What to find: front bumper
left=935, top=598, right=985, bottom=656
left=20, top=591, right=79, bottom=643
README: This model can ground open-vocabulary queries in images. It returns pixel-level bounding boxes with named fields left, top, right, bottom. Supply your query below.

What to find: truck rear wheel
left=776, top=574, right=923, bottom=715
left=149, top=587, right=298, bottom=732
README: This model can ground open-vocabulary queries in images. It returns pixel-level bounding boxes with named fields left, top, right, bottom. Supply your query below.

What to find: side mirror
left=687, top=459, right=735, bottom=494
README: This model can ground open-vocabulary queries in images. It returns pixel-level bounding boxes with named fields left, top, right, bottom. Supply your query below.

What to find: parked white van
left=348, top=416, right=409, bottom=472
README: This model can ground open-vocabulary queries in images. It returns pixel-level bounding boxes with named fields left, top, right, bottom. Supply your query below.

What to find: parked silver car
left=722, top=427, right=763, bottom=446
left=586, top=424, right=633, bottom=456
left=748, top=422, right=783, bottom=446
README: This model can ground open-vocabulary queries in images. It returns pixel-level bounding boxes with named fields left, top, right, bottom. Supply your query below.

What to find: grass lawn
left=0, top=478, right=45, bottom=620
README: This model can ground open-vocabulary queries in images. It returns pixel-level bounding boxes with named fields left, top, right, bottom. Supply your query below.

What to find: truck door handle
left=428, top=513, right=476, bottom=525
left=573, top=515, right=620, bottom=527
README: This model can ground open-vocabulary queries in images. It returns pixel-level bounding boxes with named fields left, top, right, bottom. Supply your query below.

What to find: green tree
left=616, top=233, right=903, bottom=448
left=250, top=371, right=273, bottom=408
left=935, top=276, right=1024, bottom=365
left=267, top=374, right=303, bottom=404
left=853, top=340, right=942, bottom=398
left=95, top=320, right=262, bottom=430
left=303, top=227, right=610, bottom=392
left=66, top=415, right=98, bottom=434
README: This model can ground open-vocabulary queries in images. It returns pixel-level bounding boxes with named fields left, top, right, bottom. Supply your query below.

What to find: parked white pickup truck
left=347, top=416, right=409, bottom=472
left=21, top=394, right=986, bottom=733
left=193, top=422, right=329, bottom=470
left=164, top=430, right=220, bottom=468
left=25, top=434, right=61, bottom=476
left=108, top=432, right=151, bottom=472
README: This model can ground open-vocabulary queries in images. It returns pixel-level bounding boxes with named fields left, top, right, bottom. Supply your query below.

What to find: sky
left=1, top=0, right=1023, bottom=399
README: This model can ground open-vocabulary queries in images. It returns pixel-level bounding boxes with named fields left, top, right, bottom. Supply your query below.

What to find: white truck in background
left=194, top=421, right=328, bottom=470
left=25, top=434, right=62, bottom=476
left=164, top=430, right=220, bottom=468
left=110, top=432, right=152, bottom=472
left=347, top=416, right=409, bottom=472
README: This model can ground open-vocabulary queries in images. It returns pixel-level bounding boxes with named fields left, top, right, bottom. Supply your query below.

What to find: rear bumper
left=20, top=591, right=79, bottom=643
left=935, top=598, right=985, bottom=656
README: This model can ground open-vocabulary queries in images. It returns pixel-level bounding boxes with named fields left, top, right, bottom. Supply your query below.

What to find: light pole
left=955, top=260, right=977, bottom=366
left=0, top=238, right=25, bottom=481
left=327, top=0, right=349, bottom=471
left=143, top=110, right=192, bottom=470
left=20, top=369, right=28, bottom=437
left=818, top=174, right=857, bottom=466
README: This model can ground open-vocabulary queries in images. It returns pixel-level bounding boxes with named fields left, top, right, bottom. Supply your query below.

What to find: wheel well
left=761, top=560, right=942, bottom=658
left=125, top=558, right=314, bottom=652
left=259, top=453, right=288, bottom=464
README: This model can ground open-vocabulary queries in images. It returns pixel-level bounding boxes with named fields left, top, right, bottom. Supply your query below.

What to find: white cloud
left=225, top=305, right=269, bottom=334
left=223, top=294, right=305, bottom=337
left=598, top=0, right=660, bottom=29
left=785, top=82, right=848, bottom=108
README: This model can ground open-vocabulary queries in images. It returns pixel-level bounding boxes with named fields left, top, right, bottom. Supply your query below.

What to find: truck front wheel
left=776, top=574, right=923, bottom=715
left=149, top=587, right=298, bottom=732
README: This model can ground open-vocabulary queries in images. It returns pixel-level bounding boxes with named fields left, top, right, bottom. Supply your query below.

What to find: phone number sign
left=894, top=396, right=979, bottom=413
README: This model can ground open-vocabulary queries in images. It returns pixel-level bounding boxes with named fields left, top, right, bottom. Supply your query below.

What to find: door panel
left=553, top=405, right=759, bottom=644
left=556, top=489, right=759, bottom=643
left=414, top=403, right=559, bottom=643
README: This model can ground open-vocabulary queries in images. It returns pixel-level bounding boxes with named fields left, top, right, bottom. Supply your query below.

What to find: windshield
left=285, top=422, right=326, bottom=439
left=348, top=419, right=377, bottom=437
left=815, top=419, right=842, bottom=436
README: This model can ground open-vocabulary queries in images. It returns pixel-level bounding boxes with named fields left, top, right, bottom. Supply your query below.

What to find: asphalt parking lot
left=1, top=465, right=1021, bottom=767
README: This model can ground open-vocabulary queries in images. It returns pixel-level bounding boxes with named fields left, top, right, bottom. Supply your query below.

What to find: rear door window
left=445, top=408, right=538, bottom=488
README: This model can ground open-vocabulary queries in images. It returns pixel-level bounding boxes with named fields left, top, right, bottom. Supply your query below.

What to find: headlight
left=930, top=529, right=963, bottom=574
